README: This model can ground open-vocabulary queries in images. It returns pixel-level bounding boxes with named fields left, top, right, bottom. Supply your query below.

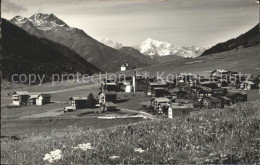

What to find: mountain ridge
left=10, top=13, right=154, bottom=72
left=201, top=24, right=260, bottom=56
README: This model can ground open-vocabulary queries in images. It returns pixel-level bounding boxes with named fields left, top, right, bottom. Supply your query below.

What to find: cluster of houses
left=95, top=68, right=259, bottom=118
left=12, top=91, right=51, bottom=106
left=12, top=68, right=259, bottom=119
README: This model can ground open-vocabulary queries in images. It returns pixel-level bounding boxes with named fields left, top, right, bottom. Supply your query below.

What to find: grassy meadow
left=1, top=101, right=259, bottom=164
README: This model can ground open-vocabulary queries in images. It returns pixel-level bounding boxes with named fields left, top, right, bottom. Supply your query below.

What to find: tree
left=87, top=93, right=96, bottom=108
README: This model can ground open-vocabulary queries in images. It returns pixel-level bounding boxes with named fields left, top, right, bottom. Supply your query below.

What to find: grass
left=1, top=101, right=259, bottom=164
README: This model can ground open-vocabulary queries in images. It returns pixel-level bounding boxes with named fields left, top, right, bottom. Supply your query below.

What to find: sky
left=2, top=0, right=259, bottom=48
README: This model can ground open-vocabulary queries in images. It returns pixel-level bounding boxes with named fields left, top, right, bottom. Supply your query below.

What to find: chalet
left=201, top=96, right=223, bottom=109
left=192, top=87, right=212, bottom=100
left=12, top=91, right=30, bottom=106
left=69, top=96, right=88, bottom=109
left=120, top=61, right=129, bottom=71
left=147, top=81, right=168, bottom=97
left=150, top=97, right=171, bottom=114
left=240, top=81, right=255, bottom=90
left=119, top=82, right=132, bottom=92
left=100, top=102, right=117, bottom=112
left=168, top=103, right=194, bottom=118
left=27, top=94, right=39, bottom=105
left=211, top=69, right=228, bottom=77
left=99, top=92, right=117, bottom=104
left=199, top=81, right=219, bottom=90
left=102, top=82, right=119, bottom=92
left=226, top=92, right=247, bottom=104
left=36, top=94, right=51, bottom=105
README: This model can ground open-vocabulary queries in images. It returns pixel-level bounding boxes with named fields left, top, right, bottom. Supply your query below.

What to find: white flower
left=134, top=148, right=145, bottom=153
left=109, top=155, right=120, bottom=159
left=72, top=143, right=94, bottom=151
left=43, top=149, right=63, bottom=163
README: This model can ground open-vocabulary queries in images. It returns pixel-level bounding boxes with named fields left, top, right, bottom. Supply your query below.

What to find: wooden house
left=36, top=94, right=51, bottom=105
left=102, top=82, right=119, bottom=92
left=99, top=92, right=117, bottom=104
left=226, top=92, right=247, bottom=104
left=12, top=91, right=30, bottom=106
left=27, top=94, right=39, bottom=105
left=211, top=69, right=228, bottom=77
left=100, top=102, right=117, bottom=112
left=168, top=103, right=194, bottom=118
left=240, top=81, right=255, bottom=90
left=147, top=82, right=168, bottom=97
left=201, top=96, right=223, bottom=109
left=69, top=96, right=88, bottom=109
left=150, top=97, right=171, bottom=114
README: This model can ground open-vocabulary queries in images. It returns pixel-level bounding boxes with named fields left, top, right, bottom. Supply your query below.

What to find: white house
left=120, top=61, right=129, bottom=71
left=36, top=94, right=51, bottom=105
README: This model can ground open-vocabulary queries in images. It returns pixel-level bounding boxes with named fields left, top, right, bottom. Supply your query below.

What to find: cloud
left=2, top=0, right=27, bottom=13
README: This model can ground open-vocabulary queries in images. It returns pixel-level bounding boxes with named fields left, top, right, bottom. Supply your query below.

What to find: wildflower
left=72, top=143, right=94, bottom=151
left=134, top=148, right=145, bottom=153
left=109, top=155, right=120, bottom=159
left=43, top=149, right=63, bottom=163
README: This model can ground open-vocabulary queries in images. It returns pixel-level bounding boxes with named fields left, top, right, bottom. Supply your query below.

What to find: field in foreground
left=1, top=101, right=259, bottom=164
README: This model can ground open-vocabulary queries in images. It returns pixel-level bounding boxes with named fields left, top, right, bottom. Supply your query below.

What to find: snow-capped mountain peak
left=101, top=38, right=123, bottom=49
left=139, top=38, right=205, bottom=58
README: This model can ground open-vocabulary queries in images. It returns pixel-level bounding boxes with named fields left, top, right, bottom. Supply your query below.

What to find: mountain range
left=1, top=19, right=100, bottom=82
left=10, top=13, right=154, bottom=72
left=139, top=38, right=206, bottom=58
left=201, top=24, right=259, bottom=56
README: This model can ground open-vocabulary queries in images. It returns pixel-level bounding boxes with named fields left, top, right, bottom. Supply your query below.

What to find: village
left=10, top=61, right=260, bottom=119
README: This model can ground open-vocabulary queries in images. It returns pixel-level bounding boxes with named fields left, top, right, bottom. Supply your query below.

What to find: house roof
left=212, top=69, right=228, bottom=73
left=151, top=97, right=170, bottom=103
left=153, top=87, right=166, bottom=90
left=121, top=63, right=128, bottom=67
left=175, top=99, right=192, bottom=103
left=70, top=96, right=88, bottom=100
left=170, top=103, right=194, bottom=110
left=13, top=91, right=29, bottom=95
left=39, top=94, right=51, bottom=97
left=221, top=96, right=231, bottom=101
left=243, top=81, right=255, bottom=85
left=106, top=82, right=117, bottom=86
left=204, top=96, right=221, bottom=102
left=149, top=82, right=167, bottom=86
left=102, top=91, right=117, bottom=95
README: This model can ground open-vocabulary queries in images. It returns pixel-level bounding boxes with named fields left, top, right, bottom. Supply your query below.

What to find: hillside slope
left=1, top=19, right=101, bottom=82
left=202, top=24, right=259, bottom=56
left=1, top=101, right=259, bottom=164
left=10, top=13, right=153, bottom=72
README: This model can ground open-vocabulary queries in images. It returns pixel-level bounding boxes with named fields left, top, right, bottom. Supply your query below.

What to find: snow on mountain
left=139, top=38, right=205, bottom=58
left=101, top=38, right=123, bottom=49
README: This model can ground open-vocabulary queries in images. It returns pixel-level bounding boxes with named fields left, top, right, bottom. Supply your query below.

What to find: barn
left=99, top=92, right=117, bottom=104
left=69, top=96, right=88, bottom=109
left=150, top=97, right=171, bottom=114
left=168, top=103, right=194, bottom=118
left=12, top=91, right=30, bottom=106
left=201, top=96, right=223, bottom=109
left=36, top=94, right=51, bottom=105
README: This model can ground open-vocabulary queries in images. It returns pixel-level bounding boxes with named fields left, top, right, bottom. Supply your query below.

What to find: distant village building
left=240, top=80, right=255, bottom=90
left=36, top=94, right=51, bottom=105
left=69, top=96, right=88, bottom=109
left=211, top=69, right=228, bottom=77
left=226, top=92, right=247, bottom=104
left=12, top=91, right=30, bottom=106
left=150, top=97, right=171, bottom=114
left=100, top=102, right=117, bottom=111
left=168, top=103, right=194, bottom=118
left=120, top=61, right=129, bottom=71
left=102, top=82, right=118, bottom=92
left=27, top=94, right=39, bottom=105
left=99, top=92, right=117, bottom=104
left=147, top=81, right=168, bottom=97
left=201, top=96, right=223, bottom=109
